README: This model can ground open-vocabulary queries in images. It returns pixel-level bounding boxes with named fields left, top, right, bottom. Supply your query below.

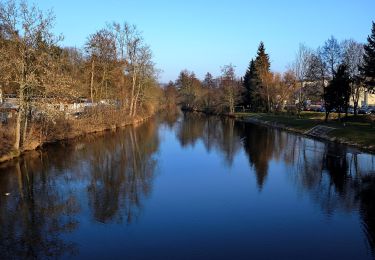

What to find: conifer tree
left=361, top=22, right=375, bottom=91
left=243, top=59, right=257, bottom=108
left=254, top=42, right=272, bottom=111
left=324, top=64, right=350, bottom=121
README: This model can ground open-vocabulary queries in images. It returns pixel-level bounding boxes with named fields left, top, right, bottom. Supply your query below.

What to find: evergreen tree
left=254, top=41, right=272, bottom=111
left=202, top=72, right=216, bottom=112
left=324, top=64, right=351, bottom=121
left=243, top=59, right=257, bottom=108
left=254, top=42, right=271, bottom=73
left=361, top=22, right=375, bottom=91
left=203, top=72, right=215, bottom=88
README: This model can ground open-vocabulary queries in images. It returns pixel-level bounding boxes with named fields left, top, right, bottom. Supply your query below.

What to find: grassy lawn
left=235, top=111, right=375, bottom=148
left=329, top=122, right=375, bottom=146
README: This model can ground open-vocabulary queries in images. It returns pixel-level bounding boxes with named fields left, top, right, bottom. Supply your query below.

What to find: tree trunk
left=128, top=72, right=137, bottom=116
left=14, top=83, right=27, bottom=151
left=100, top=67, right=107, bottom=101
left=0, top=85, right=3, bottom=104
left=352, top=85, right=360, bottom=116
left=14, top=107, right=22, bottom=151
left=90, top=59, right=95, bottom=103
left=132, top=83, right=142, bottom=117
left=22, top=106, right=28, bottom=146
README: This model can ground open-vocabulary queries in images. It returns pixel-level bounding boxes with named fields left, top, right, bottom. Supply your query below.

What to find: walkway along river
left=0, top=112, right=374, bottom=259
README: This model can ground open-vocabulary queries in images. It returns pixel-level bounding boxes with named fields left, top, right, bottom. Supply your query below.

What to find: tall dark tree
left=202, top=72, right=217, bottom=112
left=324, top=64, right=351, bottom=121
left=254, top=42, right=272, bottom=112
left=243, top=59, right=257, bottom=108
left=361, top=22, right=375, bottom=92
left=244, top=42, right=272, bottom=112
left=203, top=72, right=215, bottom=88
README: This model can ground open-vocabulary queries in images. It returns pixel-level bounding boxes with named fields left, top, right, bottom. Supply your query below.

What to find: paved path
left=304, top=125, right=336, bottom=137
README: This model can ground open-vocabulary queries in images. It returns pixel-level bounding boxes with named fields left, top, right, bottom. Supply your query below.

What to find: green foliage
left=254, top=42, right=271, bottom=74
left=324, top=64, right=351, bottom=117
left=243, top=59, right=256, bottom=106
left=361, top=21, right=375, bottom=91
left=243, top=42, right=271, bottom=111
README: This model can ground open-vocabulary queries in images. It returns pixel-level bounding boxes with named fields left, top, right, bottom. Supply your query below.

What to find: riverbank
left=235, top=112, right=375, bottom=153
left=0, top=111, right=155, bottom=164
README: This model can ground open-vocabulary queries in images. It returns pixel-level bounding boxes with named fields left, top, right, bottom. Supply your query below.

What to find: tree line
left=171, top=22, right=375, bottom=119
left=0, top=0, right=164, bottom=153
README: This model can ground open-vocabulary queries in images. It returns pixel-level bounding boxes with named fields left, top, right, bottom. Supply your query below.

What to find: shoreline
left=0, top=114, right=154, bottom=164
left=235, top=115, right=375, bottom=154
left=181, top=108, right=375, bottom=154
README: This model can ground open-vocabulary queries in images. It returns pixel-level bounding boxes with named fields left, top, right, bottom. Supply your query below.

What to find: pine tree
left=254, top=42, right=271, bottom=74
left=254, top=41, right=272, bottom=111
left=324, top=64, right=351, bottom=121
left=243, top=59, right=257, bottom=108
left=203, top=72, right=215, bottom=88
left=361, top=22, right=375, bottom=91
left=242, top=42, right=272, bottom=111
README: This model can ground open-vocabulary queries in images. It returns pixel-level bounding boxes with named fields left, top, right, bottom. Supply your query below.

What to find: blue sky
left=32, top=0, right=375, bottom=82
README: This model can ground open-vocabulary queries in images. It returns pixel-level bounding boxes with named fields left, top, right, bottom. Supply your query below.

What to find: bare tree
left=321, top=36, right=343, bottom=79
left=0, top=0, right=61, bottom=151
left=124, top=23, right=142, bottom=116
left=131, top=45, right=155, bottom=117
left=342, top=39, right=364, bottom=115
left=176, top=70, right=202, bottom=110
left=292, top=43, right=312, bottom=115
left=272, top=71, right=298, bottom=112
left=85, top=28, right=116, bottom=103
left=219, top=64, right=242, bottom=114
left=306, top=49, right=327, bottom=99
left=282, top=70, right=299, bottom=109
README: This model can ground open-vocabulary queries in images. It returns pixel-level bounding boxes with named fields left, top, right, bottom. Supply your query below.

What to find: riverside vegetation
left=0, top=0, right=173, bottom=162
left=166, top=22, right=375, bottom=151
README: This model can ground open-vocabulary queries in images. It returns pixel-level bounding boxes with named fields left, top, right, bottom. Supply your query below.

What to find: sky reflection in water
left=0, top=112, right=374, bottom=259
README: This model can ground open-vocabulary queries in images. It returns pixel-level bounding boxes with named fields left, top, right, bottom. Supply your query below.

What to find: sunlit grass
left=235, top=111, right=375, bottom=148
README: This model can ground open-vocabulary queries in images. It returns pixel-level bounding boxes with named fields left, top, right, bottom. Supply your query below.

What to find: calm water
left=1, top=112, right=375, bottom=259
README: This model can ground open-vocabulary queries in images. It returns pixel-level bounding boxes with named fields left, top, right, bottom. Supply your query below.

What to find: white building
left=349, top=90, right=375, bottom=107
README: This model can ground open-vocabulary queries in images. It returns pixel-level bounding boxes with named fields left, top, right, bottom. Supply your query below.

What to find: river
left=0, top=112, right=374, bottom=259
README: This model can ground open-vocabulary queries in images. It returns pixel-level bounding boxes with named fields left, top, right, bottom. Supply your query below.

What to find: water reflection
left=176, top=112, right=242, bottom=166
left=0, top=118, right=160, bottom=258
left=85, top=121, right=159, bottom=224
left=0, top=113, right=374, bottom=258
left=172, top=113, right=375, bottom=256
left=237, top=121, right=375, bottom=255
left=237, top=123, right=278, bottom=189
left=0, top=153, right=79, bottom=258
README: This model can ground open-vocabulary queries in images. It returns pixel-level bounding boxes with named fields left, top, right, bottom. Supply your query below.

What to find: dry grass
left=0, top=107, right=155, bottom=162
left=0, top=121, right=15, bottom=157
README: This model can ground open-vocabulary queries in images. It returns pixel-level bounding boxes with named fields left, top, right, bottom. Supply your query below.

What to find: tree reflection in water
left=0, top=152, right=80, bottom=259
left=0, top=117, right=160, bottom=257
left=235, top=120, right=375, bottom=256
left=176, top=112, right=242, bottom=166
left=0, top=113, right=374, bottom=258
left=174, top=114, right=375, bottom=256
left=85, top=119, right=159, bottom=223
